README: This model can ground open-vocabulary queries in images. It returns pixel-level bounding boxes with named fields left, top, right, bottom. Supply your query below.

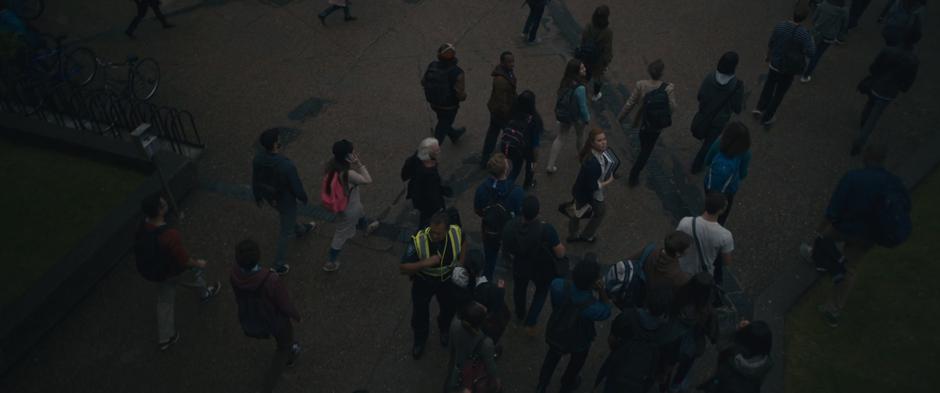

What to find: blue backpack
left=872, top=175, right=912, bottom=248
left=705, top=153, right=741, bottom=194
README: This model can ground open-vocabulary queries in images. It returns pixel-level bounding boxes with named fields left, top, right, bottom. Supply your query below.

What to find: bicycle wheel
left=63, top=47, right=97, bottom=86
left=129, top=58, right=160, bottom=101
left=16, top=0, right=45, bottom=20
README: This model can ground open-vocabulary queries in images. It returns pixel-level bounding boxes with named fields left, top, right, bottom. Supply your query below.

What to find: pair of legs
left=537, top=345, right=590, bottom=392
left=568, top=199, right=606, bottom=241
left=522, top=3, right=546, bottom=43
left=326, top=200, right=374, bottom=271
left=411, top=276, right=458, bottom=346
left=820, top=226, right=872, bottom=316
left=804, top=40, right=832, bottom=78
left=275, top=203, right=313, bottom=269
left=628, top=128, right=662, bottom=185
left=126, top=0, right=171, bottom=36
left=261, top=323, right=299, bottom=393
left=853, top=93, right=892, bottom=155
left=482, top=234, right=502, bottom=280
left=513, top=274, right=549, bottom=327
left=481, top=112, right=508, bottom=165
left=691, top=125, right=723, bottom=174
left=755, top=67, right=795, bottom=124
left=156, top=268, right=209, bottom=344
left=585, top=63, right=605, bottom=98
left=432, top=107, right=465, bottom=146
left=546, top=121, right=586, bottom=171
left=848, top=0, right=873, bottom=29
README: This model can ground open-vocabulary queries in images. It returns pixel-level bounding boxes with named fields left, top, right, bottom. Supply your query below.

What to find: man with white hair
left=401, top=138, right=452, bottom=228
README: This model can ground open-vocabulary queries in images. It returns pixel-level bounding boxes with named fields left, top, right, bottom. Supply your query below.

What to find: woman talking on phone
left=322, top=139, right=379, bottom=272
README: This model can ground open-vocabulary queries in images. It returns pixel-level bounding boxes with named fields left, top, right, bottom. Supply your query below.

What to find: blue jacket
left=704, top=139, right=751, bottom=194
left=827, top=166, right=905, bottom=239
left=473, top=177, right=524, bottom=216
left=252, top=152, right=308, bottom=209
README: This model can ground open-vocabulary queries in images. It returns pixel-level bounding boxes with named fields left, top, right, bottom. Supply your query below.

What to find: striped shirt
left=767, top=21, right=816, bottom=71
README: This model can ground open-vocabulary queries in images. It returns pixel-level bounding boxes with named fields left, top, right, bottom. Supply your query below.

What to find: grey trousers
left=156, top=268, right=207, bottom=343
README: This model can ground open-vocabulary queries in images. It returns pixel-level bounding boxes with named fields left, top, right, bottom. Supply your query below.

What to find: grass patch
left=0, top=138, right=146, bottom=308
left=785, top=168, right=940, bottom=393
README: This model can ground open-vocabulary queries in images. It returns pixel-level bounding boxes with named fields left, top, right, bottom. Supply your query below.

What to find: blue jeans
left=804, top=40, right=831, bottom=77
left=523, top=4, right=546, bottom=42
left=275, top=203, right=304, bottom=267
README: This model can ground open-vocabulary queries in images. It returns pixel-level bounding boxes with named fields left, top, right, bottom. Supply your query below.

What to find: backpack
left=872, top=175, right=912, bottom=248
left=545, top=280, right=594, bottom=352
left=779, top=25, right=807, bottom=75
left=320, top=171, right=348, bottom=213
left=642, top=82, right=672, bottom=130
left=480, top=182, right=511, bottom=238
left=134, top=224, right=172, bottom=282
left=604, top=243, right=656, bottom=310
left=458, top=336, right=499, bottom=392
left=554, top=86, right=580, bottom=123
left=234, top=272, right=274, bottom=338
left=252, top=160, right=281, bottom=206
left=604, top=308, right=661, bottom=393
left=423, top=61, right=457, bottom=107
left=705, top=152, right=741, bottom=193
left=499, top=120, right=528, bottom=160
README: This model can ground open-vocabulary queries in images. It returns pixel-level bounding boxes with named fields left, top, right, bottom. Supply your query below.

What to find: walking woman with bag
left=321, top=140, right=379, bottom=272
left=690, top=52, right=744, bottom=174
left=567, top=128, right=615, bottom=244
left=546, top=59, right=591, bottom=174
left=703, top=122, right=751, bottom=226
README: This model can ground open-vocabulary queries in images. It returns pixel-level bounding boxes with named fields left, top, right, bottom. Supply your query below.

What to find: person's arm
left=618, top=81, right=641, bottom=121
left=399, top=244, right=443, bottom=275
left=347, top=165, right=372, bottom=185
left=721, top=252, right=732, bottom=267
left=473, top=183, right=488, bottom=217
left=545, top=225, right=566, bottom=258
left=731, top=81, right=744, bottom=114
left=455, top=72, right=467, bottom=102
left=270, top=277, right=301, bottom=321
left=575, top=85, right=590, bottom=123
left=720, top=234, right=734, bottom=267
left=286, top=163, right=308, bottom=205
left=600, top=30, right=613, bottom=67
left=164, top=229, right=205, bottom=269
left=739, top=150, right=751, bottom=181
left=704, top=138, right=721, bottom=167
left=584, top=280, right=613, bottom=321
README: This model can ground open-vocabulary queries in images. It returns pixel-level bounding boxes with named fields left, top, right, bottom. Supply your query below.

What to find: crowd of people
left=129, top=1, right=921, bottom=392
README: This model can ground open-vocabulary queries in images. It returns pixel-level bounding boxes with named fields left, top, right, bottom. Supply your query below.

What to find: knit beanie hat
left=717, top=51, right=739, bottom=75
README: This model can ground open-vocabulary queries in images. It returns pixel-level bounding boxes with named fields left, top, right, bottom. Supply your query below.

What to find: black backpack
left=252, top=160, right=281, bottom=206
left=423, top=61, right=458, bottom=107
left=134, top=224, right=171, bottom=282
left=576, top=33, right=600, bottom=65
left=642, top=82, right=672, bottom=129
left=554, top=86, right=580, bottom=123
left=480, top=183, right=511, bottom=238
left=604, top=308, right=661, bottom=393
left=545, top=280, right=594, bottom=352
left=500, top=119, right=528, bottom=160
left=234, top=272, right=273, bottom=339
left=779, top=25, right=806, bottom=75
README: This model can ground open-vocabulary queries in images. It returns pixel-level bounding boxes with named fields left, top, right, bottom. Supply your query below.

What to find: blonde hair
left=486, top=153, right=508, bottom=177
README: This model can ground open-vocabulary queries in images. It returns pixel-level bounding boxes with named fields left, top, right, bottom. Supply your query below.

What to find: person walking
left=567, top=128, right=615, bottom=244
left=703, top=121, right=752, bottom=226
left=535, top=254, right=612, bottom=393
left=690, top=52, right=744, bottom=174
left=522, top=0, right=549, bottom=44
left=617, top=59, right=677, bottom=187
left=800, top=144, right=910, bottom=327
left=400, top=212, right=467, bottom=359
left=801, top=0, right=848, bottom=83
left=481, top=51, right=518, bottom=166
left=879, top=0, right=925, bottom=47
left=697, top=320, right=773, bottom=393
left=422, top=43, right=468, bottom=146
left=230, top=239, right=302, bottom=393
left=401, top=138, right=452, bottom=229
left=135, top=194, right=221, bottom=351
left=317, top=0, right=356, bottom=25
left=474, top=153, right=524, bottom=280
left=851, top=29, right=920, bottom=156
left=847, top=0, right=873, bottom=30
left=752, top=5, right=815, bottom=127
left=641, top=231, right=693, bottom=297
left=125, top=0, right=174, bottom=39
left=252, top=129, right=316, bottom=275
left=444, top=302, right=502, bottom=393
left=452, top=250, right=512, bottom=346
left=500, top=195, right=566, bottom=336
left=506, top=90, right=545, bottom=189
left=676, top=193, right=734, bottom=286
left=546, top=59, right=590, bottom=174
left=665, top=273, right=718, bottom=393
left=578, top=5, right=613, bottom=101
left=321, top=140, right=379, bottom=272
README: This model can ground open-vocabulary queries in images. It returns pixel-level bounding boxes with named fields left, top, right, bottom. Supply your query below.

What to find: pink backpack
left=320, top=171, right=348, bottom=213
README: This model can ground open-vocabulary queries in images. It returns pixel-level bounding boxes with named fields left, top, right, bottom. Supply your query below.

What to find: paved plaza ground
left=2, top=0, right=937, bottom=392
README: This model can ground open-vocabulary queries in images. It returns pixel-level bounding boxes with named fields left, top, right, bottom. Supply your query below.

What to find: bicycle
left=96, top=54, right=160, bottom=101
left=3, top=0, right=44, bottom=20
left=23, top=34, right=97, bottom=87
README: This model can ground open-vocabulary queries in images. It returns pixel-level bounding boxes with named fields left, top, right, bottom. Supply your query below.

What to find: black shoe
left=159, top=332, right=180, bottom=351
left=318, top=14, right=326, bottom=25
left=412, top=341, right=426, bottom=359
left=450, top=127, right=466, bottom=143
left=344, top=16, right=357, bottom=22
left=271, top=265, right=290, bottom=276
left=440, top=333, right=450, bottom=347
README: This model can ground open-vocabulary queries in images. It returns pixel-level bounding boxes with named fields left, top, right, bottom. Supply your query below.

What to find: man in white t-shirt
left=676, top=193, right=734, bottom=284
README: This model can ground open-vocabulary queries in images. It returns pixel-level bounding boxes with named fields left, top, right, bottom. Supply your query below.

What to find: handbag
left=690, top=80, right=741, bottom=140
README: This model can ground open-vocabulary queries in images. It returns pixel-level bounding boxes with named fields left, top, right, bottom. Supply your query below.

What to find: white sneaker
left=591, top=91, right=603, bottom=102
left=799, top=243, right=813, bottom=262
left=751, top=109, right=763, bottom=119
left=323, top=261, right=340, bottom=272
left=365, top=220, right=380, bottom=236
left=761, top=116, right=777, bottom=126
left=800, top=75, right=812, bottom=83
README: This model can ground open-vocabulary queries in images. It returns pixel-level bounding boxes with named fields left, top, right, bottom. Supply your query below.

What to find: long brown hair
left=719, top=121, right=751, bottom=157
left=578, top=128, right=605, bottom=163
left=558, top=58, right=585, bottom=95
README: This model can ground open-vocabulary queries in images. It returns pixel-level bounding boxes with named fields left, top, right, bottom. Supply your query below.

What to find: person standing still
left=125, top=0, right=174, bottom=39
left=752, top=5, right=815, bottom=127
left=522, top=0, right=549, bottom=44
left=579, top=5, right=613, bottom=101
left=546, top=59, right=590, bottom=173
left=617, top=59, right=677, bottom=187
left=481, top=51, right=518, bottom=167
left=322, top=140, right=380, bottom=272
left=690, top=52, right=744, bottom=174
left=568, top=128, right=614, bottom=244
left=422, top=43, right=468, bottom=146
left=252, top=129, right=317, bottom=276
left=318, top=0, right=356, bottom=25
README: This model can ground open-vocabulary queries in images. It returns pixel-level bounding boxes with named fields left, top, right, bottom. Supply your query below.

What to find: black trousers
left=523, top=4, right=546, bottom=42
left=629, top=129, right=661, bottom=181
left=755, top=67, right=794, bottom=122
left=538, top=345, right=590, bottom=391
left=481, top=113, right=507, bottom=164
left=126, top=0, right=168, bottom=34
left=433, top=107, right=460, bottom=145
left=513, top=274, right=549, bottom=327
left=410, top=275, right=457, bottom=343
left=691, top=125, right=723, bottom=173
left=848, top=0, right=872, bottom=29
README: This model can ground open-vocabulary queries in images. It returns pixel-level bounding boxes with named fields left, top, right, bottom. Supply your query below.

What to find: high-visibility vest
left=413, top=224, right=462, bottom=279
